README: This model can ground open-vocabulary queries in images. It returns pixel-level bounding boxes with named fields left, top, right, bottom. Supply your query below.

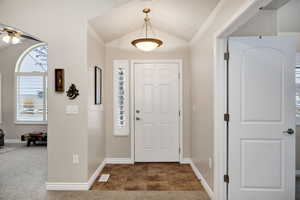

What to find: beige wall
left=0, top=42, right=47, bottom=140
left=86, top=27, right=106, bottom=178
left=232, top=10, right=277, bottom=36
left=0, top=0, right=128, bottom=183
left=104, top=40, right=192, bottom=159
left=277, top=0, right=300, bottom=33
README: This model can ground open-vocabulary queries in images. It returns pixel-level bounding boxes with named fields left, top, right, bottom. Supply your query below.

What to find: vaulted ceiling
left=89, top=0, right=220, bottom=43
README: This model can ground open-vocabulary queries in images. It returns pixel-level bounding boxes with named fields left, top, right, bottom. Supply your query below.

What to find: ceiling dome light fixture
left=1, top=29, right=21, bottom=44
left=131, top=8, right=163, bottom=52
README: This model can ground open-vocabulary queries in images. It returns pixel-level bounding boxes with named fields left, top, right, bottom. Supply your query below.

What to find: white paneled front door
left=134, top=61, right=180, bottom=162
left=228, top=37, right=296, bottom=200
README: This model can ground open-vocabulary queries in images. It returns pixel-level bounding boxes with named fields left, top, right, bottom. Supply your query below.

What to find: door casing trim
left=213, top=0, right=277, bottom=199
left=130, top=59, right=183, bottom=163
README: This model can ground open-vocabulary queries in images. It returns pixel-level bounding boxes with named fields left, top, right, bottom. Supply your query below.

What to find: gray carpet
left=0, top=143, right=47, bottom=200
left=0, top=146, right=17, bottom=154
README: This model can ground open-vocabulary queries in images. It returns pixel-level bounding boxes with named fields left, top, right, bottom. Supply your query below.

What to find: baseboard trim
left=46, top=160, right=105, bottom=191
left=105, top=157, right=134, bottom=164
left=190, top=160, right=214, bottom=199
left=180, top=157, right=192, bottom=164
left=296, top=170, right=300, bottom=177
left=45, top=182, right=89, bottom=191
left=5, top=139, right=24, bottom=144
left=87, top=160, right=106, bottom=189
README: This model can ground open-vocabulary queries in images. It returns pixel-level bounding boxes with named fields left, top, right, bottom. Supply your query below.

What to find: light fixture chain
left=146, top=19, right=148, bottom=38
left=147, top=20, right=156, bottom=37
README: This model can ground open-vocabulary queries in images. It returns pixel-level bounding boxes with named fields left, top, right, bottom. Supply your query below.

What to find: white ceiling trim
left=87, top=24, right=104, bottom=45
left=189, top=0, right=226, bottom=45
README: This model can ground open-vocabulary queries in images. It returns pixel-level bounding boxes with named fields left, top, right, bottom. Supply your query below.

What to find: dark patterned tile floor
left=91, top=163, right=204, bottom=191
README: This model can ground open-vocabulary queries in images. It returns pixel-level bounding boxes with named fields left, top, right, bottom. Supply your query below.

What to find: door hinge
left=179, top=110, right=181, bottom=117
left=224, top=52, right=230, bottom=61
left=179, top=148, right=181, bottom=154
left=224, top=113, right=230, bottom=122
left=224, top=174, right=229, bottom=183
left=178, top=73, right=180, bottom=79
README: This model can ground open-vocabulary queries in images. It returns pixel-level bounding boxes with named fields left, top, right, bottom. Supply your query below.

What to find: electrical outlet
left=209, top=157, right=212, bottom=169
left=73, top=154, right=79, bottom=164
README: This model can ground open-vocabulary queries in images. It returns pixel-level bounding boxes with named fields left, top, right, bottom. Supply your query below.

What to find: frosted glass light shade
left=131, top=38, right=163, bottom=52
left=2, top=34, right=11, bottom=44
left=12, top=36, right=21, bottom=44
left=2, top=33, right=21, bottom=44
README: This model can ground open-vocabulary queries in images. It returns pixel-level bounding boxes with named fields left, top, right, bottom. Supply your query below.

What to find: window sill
left=14, top=121, right=48, bottom=125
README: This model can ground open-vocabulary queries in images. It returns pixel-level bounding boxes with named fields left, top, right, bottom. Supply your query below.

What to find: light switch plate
left=66, top=105, right=79, bottom=114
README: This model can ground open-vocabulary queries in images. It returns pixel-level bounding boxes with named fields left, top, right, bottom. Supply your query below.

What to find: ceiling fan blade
left=20, top=34, right=41, bottom=42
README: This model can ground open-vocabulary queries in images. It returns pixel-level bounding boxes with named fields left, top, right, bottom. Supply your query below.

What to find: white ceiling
left=89, top=0, right=220, bottom=43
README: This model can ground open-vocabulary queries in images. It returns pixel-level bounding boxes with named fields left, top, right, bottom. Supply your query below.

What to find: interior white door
left=228, top=36, right=296, bottom=200
left=134, top=62, right=180, bottom=162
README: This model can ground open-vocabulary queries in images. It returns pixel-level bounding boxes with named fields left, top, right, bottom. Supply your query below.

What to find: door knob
left=136, top=117, right=141, bottom=121
left=136, top=110, right=140, bottom=114
left=283, top=128, right=294, bottom=135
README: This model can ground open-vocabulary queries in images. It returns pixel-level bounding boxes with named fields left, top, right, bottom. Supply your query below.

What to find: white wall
left=0, top=0, right=128, bottom=183
left=104, top=30, right=192, bottom=159
left=0, top=41, right=47, bottom=140
left=86, top=26, right=106, bottom=178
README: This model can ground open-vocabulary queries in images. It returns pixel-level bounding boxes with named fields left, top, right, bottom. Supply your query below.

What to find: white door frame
left=130, top=59, right=184, bottom=163
left=213, top=0, right=275, bottom=199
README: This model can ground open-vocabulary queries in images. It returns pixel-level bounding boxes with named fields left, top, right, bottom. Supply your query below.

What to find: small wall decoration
left=95, top=66, right=102, bottom=105
left=55, top=69, right=65, bottom=92
left=66, top=84, right=79, bottom=100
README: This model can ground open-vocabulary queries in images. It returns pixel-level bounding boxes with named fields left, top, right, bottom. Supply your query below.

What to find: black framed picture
left=95, top=66, right=102, bottom=105
left=55, top=68, right=64, bottom=92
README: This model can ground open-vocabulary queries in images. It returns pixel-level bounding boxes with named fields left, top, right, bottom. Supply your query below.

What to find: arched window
left=15, top=43, right=48, bottom=123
